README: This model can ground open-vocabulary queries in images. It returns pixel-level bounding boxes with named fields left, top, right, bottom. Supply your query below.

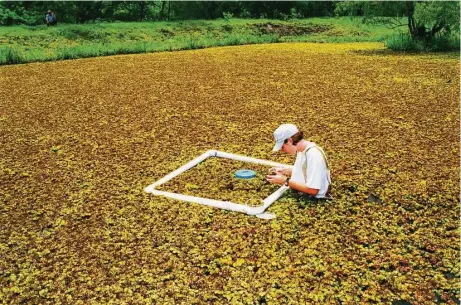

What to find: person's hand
left=266, top=173, right=287, bottom=185
left=269, top=167, right=292, bottom=176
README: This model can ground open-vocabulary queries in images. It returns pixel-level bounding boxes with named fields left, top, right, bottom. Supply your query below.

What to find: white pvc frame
left=144, top=150, right=292, bottom=216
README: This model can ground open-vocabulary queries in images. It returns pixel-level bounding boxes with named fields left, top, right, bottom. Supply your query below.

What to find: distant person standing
left=45, top=10, right=57, bottom=26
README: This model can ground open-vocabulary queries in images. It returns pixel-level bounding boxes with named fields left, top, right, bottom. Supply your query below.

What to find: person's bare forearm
left=287, top=180, right=319, bottom=196
left=266, top=172, right=318, bottom=196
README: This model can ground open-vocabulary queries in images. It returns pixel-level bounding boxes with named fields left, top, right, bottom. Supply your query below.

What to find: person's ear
left=287, top=138, right=293, bottom=145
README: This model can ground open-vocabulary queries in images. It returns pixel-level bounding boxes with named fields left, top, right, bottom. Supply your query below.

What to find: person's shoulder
left=304, top=142, right=318, bottom=154
left=305, top=143, right=324, bottom=159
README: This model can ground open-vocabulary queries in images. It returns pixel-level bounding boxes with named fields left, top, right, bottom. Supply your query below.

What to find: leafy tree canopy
left=413, top=1, right=460, bottom=34
left=335, top=1, right=460, bottom=40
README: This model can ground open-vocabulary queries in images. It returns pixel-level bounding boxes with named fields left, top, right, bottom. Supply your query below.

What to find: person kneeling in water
left=266, top=124, right=331, bottom=199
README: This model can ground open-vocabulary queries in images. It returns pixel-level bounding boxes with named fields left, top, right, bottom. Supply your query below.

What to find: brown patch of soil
left=253, top=22, right=332, bottom=36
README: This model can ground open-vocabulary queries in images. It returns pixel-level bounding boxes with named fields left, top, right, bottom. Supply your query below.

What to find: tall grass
left=0, top=46, right=24, bottom=65
left=55, top=42, right=170, bottom=60
left=386, top=33, right=460, bottom=52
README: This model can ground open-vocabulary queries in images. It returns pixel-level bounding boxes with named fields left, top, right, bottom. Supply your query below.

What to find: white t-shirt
left=291, top=142, right=331, bottom=198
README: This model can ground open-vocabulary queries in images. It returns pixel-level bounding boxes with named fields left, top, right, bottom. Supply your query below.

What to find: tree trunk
left=209, top=2, right=216, bottom=19
left=160, top=1, right=166, bottom=20
left=167, top=1, right=171, bottom=21
left=406, top=1, right=435, bottom=40
left=406, top=1, right=416, bottom=37
left=430, top=23, right=446, bottom=38
left=139, top=1, right=146, bottom=22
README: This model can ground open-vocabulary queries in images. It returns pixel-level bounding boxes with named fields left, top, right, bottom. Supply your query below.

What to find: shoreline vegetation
left=1, top=18, right=459, bottom=65
left=2, top=17, right=456, bottom=66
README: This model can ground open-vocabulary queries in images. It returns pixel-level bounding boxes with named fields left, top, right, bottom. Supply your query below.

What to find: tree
left=335, top=1, right=460, bottom=40
left=295, top=1, right=336, bottom=18
left=138, top=1, right=147, bottom=21
left=413, top=1, right=460, bottom=38
left=74, top=1, right=105, bottom=23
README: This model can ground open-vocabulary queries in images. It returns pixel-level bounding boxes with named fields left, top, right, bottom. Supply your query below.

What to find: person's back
left=45, top=11, right=52, bottom=25
left=45, top=10, right=56, bottom=26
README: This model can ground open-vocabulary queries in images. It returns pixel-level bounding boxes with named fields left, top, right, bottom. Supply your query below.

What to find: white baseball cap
left=272, top=124, right=298, bottom=152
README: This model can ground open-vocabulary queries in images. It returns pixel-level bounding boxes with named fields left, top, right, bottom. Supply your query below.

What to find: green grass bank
left=0, top=17, right=409, bottom=65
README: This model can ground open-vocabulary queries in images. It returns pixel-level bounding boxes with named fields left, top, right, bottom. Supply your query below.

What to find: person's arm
left=286, top=179, right=319, bottom=196
left=266, top=174, right=319, bottom=196
left=269, top=167, right=292, bottom=177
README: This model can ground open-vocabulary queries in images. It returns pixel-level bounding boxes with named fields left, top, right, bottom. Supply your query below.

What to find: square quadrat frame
left=144, top=150, right=292, bottom=216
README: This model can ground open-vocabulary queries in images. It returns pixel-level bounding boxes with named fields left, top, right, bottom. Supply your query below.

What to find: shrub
left=429, top=33, right=460, bottom=52
left=386, top=34, right=425, bottom=52
left=113, top=9, right=132, bottom=22
left=223, top=12, right=233, bottom=21
left=386, top=33, right=460, bottom=52
left=0, top=7, right=25, bottom=26
left=290, top=8, right=303, bottom=20
left=240, top=9, right=252, bottom=19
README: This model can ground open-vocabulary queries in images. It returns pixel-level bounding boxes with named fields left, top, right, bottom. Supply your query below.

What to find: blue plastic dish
left=234, top=169, right=256, bottom=179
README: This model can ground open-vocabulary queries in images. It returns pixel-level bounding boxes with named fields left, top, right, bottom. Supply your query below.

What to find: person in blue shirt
left=45, top=10, right=56, bottom=26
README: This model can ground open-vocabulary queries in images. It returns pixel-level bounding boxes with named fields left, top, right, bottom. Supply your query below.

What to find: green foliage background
left=0, top=18, right=401, bottom=65
left=1, top=1, right=336, bottom=25
left=0, top=1, right=459, bottom=64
